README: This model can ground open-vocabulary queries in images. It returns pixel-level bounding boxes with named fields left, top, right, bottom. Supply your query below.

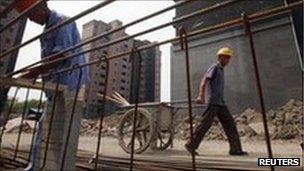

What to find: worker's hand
left=18, top=64, right=50, bottom=79
left=18, top=67, right=43, bottom=79
left=18, top=70, right=40, bottom=79
left=196, top=96, right=205, bottom=104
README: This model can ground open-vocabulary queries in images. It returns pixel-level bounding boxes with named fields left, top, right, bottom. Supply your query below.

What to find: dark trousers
left=186, top=105, right=243, bottom=153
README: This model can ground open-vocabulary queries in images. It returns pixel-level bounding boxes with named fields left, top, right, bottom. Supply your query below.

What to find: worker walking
left=15, top=1, right=89, bottom=170
left=185, top=47, right=247, bottom=156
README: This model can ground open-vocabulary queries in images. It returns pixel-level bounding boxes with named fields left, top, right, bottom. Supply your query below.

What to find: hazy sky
left=8, top=1, right=175, bottom=102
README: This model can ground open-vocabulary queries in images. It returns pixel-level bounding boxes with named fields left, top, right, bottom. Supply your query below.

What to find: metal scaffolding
left=0, top=0, right=302, bottom=170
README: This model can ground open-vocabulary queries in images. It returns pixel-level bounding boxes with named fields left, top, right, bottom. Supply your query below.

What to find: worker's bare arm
left=196, top=78, right=209, bottom=104
left=19, top=53, right=65, bottom=79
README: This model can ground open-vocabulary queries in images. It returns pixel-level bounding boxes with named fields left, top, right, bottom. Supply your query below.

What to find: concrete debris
left=175, top=99, right=302, bottom=141
left=2, top=100, right=302, bottom=141
left=0, top=117, right=36, bottom=133
left=79, top=115, right=121, bottom=137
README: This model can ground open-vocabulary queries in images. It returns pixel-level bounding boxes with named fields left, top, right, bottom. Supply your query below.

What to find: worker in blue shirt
left=15, top=1, right=90, bottom=170
left=16, top=0, right=89, bottom=92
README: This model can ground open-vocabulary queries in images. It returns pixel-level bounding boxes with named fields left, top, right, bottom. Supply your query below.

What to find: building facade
left=0, top=1, right=27, bottom=121
left=171, top=0, right=302, bottom=114
left=82, top=20, right=161, bottom=118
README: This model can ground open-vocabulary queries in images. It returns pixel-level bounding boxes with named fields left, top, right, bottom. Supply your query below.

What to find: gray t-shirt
left=203, top=62, right=225, bottom=106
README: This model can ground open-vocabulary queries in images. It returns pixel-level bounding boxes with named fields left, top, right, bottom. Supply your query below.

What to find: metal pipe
left=42, top=1, right=302, bottom=77
left=0, top=0, right=47, bottom=33
left=94, top=59, right=110, bottom=170
left=129, top=47, right=142, bottom=171
left=13, top=88, right=30, bottom=161
left=8, top=0, right=192, bottom=77
left=0, top=0, right=115, bottom=59
left=179, top=27, right=196, bottom=171
left=28, top=82, right=45, bottom=162
left=39, top=74, right=60, bottom=171
left=165, top=99, right=198, bottom=104
left=28, top=117, right=38, bottom=162
left=0, top=88, right=19, bottom=148
left=9, top=0, right=240, bottom=77
left=242, top=13, right=274, bottom=171
left=60, top=67, right=83, bottom=171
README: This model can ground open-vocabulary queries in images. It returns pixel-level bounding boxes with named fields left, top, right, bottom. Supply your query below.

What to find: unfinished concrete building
left=82, top=19, right=161, bottom=118
left=0, top=0, right=26, bottom=124
left=171, top=0, right=302, bottom=114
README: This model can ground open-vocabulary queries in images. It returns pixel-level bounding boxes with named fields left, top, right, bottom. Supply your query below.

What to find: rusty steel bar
left=0, top=0, right=115, bottom=59
left=242, top=13, right=274, bottom=171
left=94, top=59, right=110, bottom=170
left=31, top=1, right=303, bottom=80
left=9, top=0, right=240, bottom=77
left=0, top=0, right=18, bottom=18
left=8, top=0, right=192, bottom=77
left=43, top=1, right=302, bottom=78
left=28, top=81, right=45, bottom=162
left=179, top=27, right=196, bottom=171
left=60, top=66, right=83, bottom=171
left=13, top=88, right=30, bottom=161
left=39, top=74, right=61, bottom=171
left=129, top=47, right=142, bottom=171
left=0, top=0, right=47, bottom=33
left=0, top=88, right=19, bottom=148
left=0, top=1, right=300, bottom=169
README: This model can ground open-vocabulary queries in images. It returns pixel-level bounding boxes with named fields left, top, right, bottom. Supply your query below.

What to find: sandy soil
left=2, top=133, right=302, bottom=158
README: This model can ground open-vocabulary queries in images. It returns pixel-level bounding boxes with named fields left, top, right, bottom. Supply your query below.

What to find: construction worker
left=185, top=47, right=248, bottom=156
left=16, top=0, right=89, bottom=88
left=15, top=1, right=89, bottom=170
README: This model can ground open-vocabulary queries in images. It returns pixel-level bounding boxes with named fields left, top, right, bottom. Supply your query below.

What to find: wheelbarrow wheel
left=118, top=108, right=155, bottom=154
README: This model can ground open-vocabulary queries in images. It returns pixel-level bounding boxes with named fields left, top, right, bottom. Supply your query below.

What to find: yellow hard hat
left=217, top=47, right=233, bottom=57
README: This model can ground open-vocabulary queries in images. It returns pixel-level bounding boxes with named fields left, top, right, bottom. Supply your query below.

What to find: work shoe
left=229, top=151, right=248, bottom=156
left=184, top=144, right=199, bottom=156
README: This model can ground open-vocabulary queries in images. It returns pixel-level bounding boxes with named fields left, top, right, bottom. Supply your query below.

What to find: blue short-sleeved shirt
left=203, top=62, right=225, bottom=106
left=40, top=11, right=89, bottom=93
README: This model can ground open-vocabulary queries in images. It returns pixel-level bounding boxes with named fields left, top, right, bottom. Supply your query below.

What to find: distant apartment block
left=82, top=19, right=161, bottom=117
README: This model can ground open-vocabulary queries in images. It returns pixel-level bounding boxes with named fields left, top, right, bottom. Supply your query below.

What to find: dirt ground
left=2, top=133, right=302, bottom=158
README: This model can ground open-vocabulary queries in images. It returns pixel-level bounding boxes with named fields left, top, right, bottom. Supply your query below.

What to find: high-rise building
left=81, top=19, right=161, bottom=118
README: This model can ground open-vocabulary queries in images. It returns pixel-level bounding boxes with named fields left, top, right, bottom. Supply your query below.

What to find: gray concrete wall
left=0, top=2, right=26, bottom=122
left=171, top=16, right=302, bottom=114
left=173, top=0, right=284, bottom=35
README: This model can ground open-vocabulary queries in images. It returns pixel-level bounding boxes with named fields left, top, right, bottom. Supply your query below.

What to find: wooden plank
left=0, top=76, right=66, bottom=92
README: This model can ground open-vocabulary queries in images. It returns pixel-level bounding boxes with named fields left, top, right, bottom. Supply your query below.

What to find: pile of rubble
left=175, top=100, right=303, bottom=141
left=0, top=117, right=35, bottom=134
left=80, top=115, right=121, bottom=137
left=174, top=117, right=227, bottom=140
left=3, top=100, right=301, bottom=142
